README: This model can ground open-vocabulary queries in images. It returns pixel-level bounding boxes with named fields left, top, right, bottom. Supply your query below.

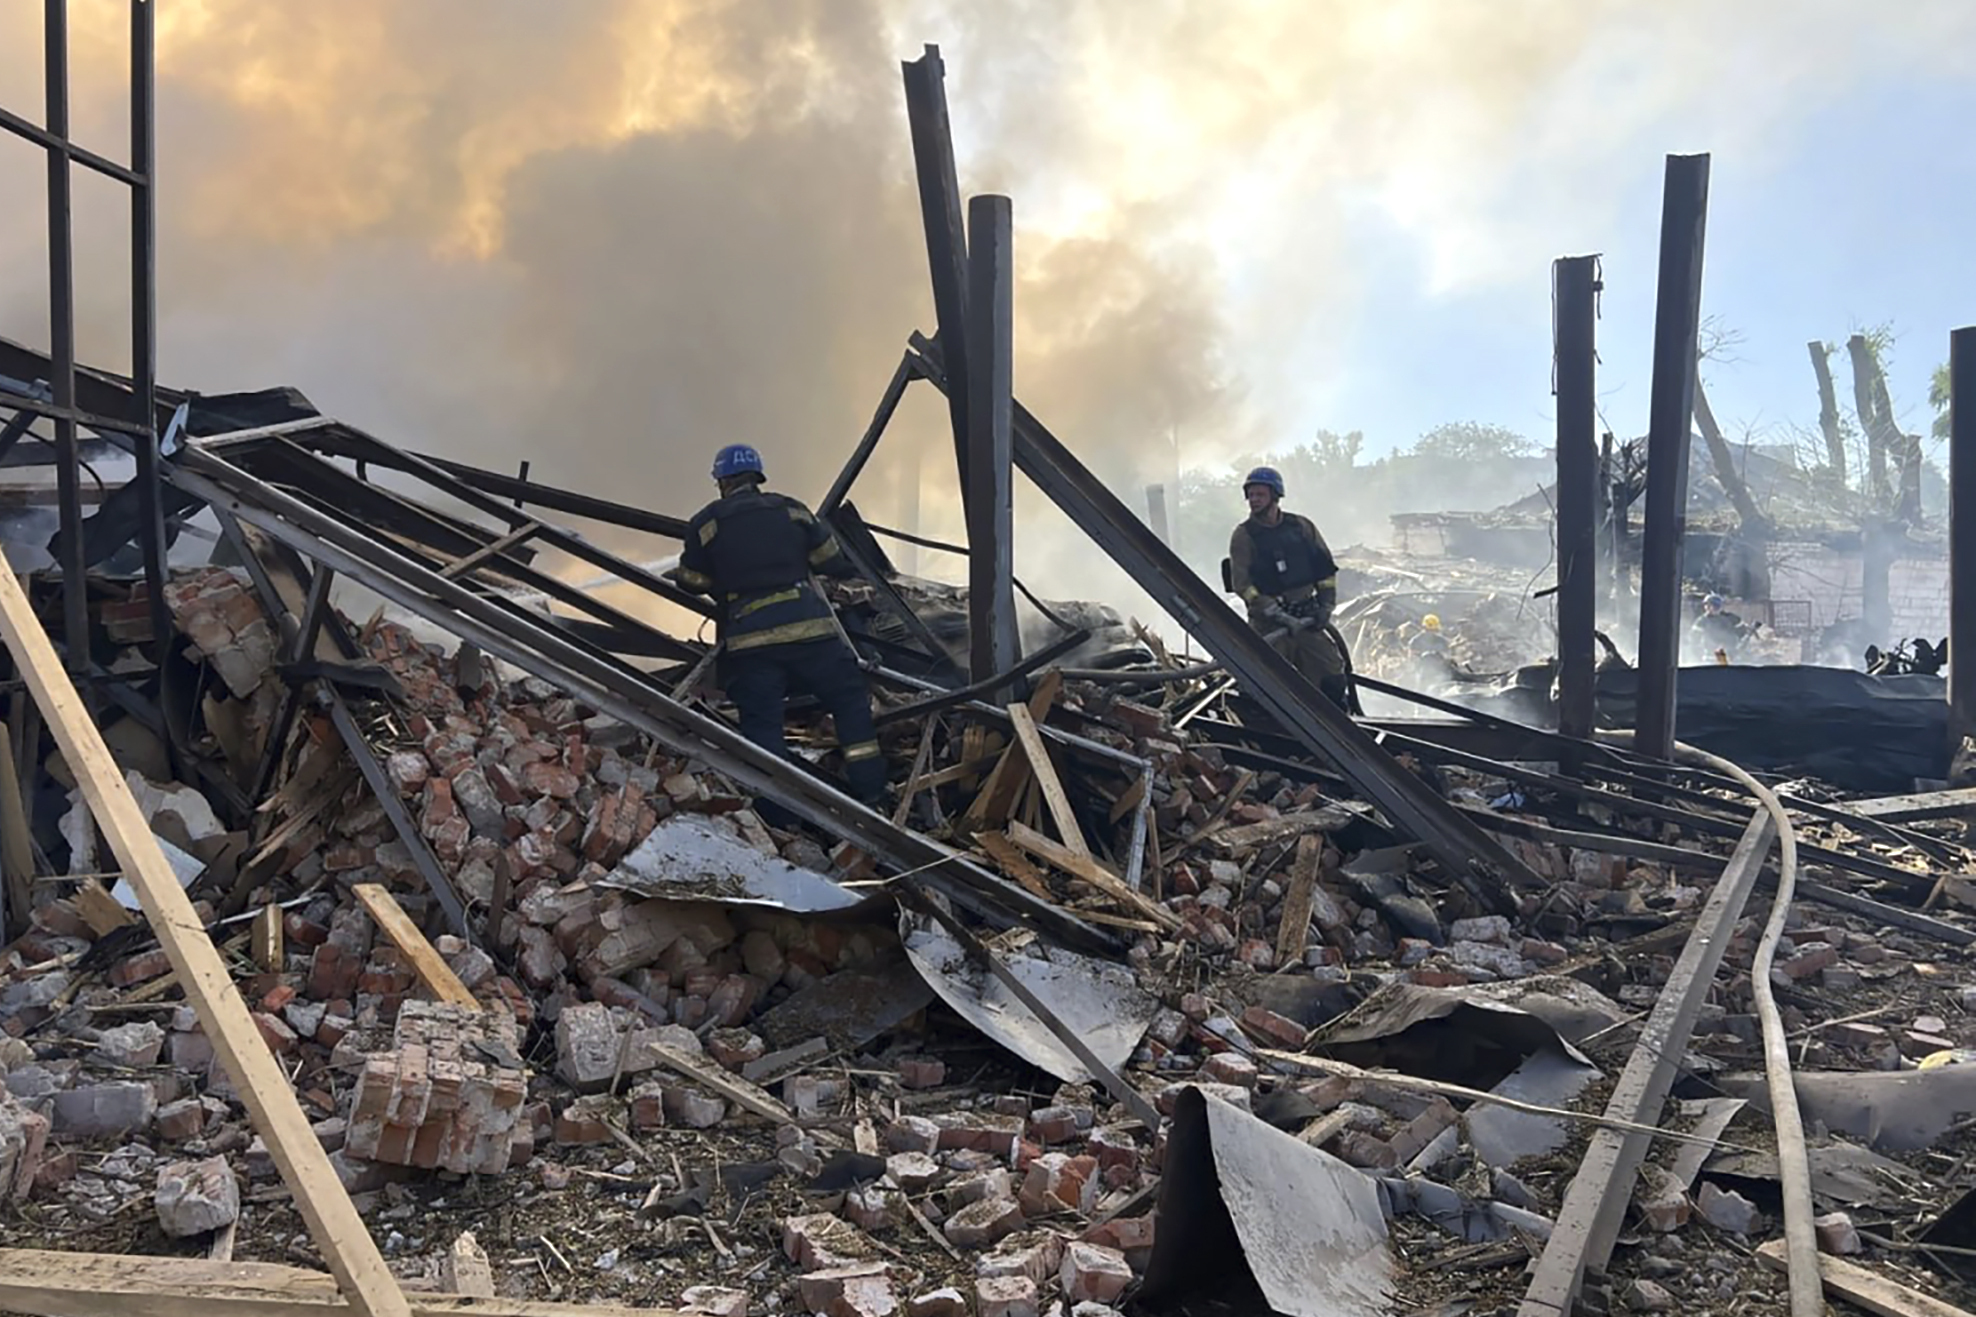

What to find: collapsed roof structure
left=4, top=11, right=1976, bottom=1317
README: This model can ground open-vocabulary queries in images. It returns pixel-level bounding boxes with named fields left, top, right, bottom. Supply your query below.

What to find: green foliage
left=1932, top=361, right=1953, bottom=442
left=1407, top=421, right=1536, bottom=464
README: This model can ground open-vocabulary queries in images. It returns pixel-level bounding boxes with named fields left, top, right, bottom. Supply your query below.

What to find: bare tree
left=1806, top=341, right=1847, bottom=484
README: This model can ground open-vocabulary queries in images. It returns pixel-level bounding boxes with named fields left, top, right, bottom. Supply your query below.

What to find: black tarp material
left=1593, top=664, right=1947, bottom=792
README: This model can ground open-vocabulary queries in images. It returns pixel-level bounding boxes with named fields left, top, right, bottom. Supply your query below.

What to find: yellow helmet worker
left=1422, top=614, right=1441, bottom=632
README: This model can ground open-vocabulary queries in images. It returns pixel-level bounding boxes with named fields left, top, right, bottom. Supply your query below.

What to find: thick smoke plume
left=2, top=0, right=1970, bottom=627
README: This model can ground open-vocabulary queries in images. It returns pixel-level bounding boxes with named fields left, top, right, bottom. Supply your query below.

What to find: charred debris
left=7, top=25, right=1976, bottom=1317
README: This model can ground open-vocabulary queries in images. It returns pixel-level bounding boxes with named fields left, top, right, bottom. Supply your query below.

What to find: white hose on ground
left=1598, top=731, right=1823, bottom=1316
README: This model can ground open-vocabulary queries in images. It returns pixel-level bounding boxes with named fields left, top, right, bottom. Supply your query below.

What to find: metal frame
left=964, top=194, right=1020, bottom=687
left=901, top=44, right=974, bottom=500
left=0, top=2, right=169, bottom=689
left=1553, top=255, right=1600, bottom=746
left=1633, top=154, right=1712, bottom=759
left=1952, top=325, right=1975, bottom=742
left=907, top=332, right=1542, bottom=912
left=160, top=444, right=1111, bottom=953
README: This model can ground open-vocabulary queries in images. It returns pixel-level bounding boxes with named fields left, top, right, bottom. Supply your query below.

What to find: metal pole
left=45, top=0, right=88, bottom=675
left=964, top=194, right=1019, bottom=688
left=1554, top=256, right=1600, bottom=746
left=1632, top=154, right=1711, bottom=761
left=901, top=45, right=972, bottom=500
left=130, top=0, right=174, bottom=718
left=1145, top=484, right=1171, bottom=545
left=1951, top=326, right=1976, bottom=742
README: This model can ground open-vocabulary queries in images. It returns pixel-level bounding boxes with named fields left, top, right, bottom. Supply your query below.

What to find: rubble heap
left=7, top=536, right=1976, bottom=1316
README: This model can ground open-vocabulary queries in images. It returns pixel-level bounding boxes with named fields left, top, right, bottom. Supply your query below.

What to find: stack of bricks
left=345, top=1000, right=528, bottom=1175
left=155, top=568, right=279, bottom=699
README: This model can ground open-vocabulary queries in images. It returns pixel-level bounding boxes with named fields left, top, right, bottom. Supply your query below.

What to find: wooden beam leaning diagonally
left=1516, top=810, right=1776, bottom=1317
left=0, top=567, right=412, bottom=1317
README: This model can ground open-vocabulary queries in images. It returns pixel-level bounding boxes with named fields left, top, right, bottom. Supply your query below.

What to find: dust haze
left=1, top=0, right=1969, bottom=630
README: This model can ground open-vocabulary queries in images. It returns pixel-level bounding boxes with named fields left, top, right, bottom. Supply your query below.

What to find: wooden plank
left=73, top=880, right=135, bottom=936
left=253, top=903, right=285, bottom=973
left=1006, top=703, right=1087, bottom=858
left=0, top=570, right=413, bottom=1317
left=1756, top=1240, right=1974, bottom=1317
left=438, top=521, right=541, bottom=581
left=352, top=885, right=478, bottom=1009
left=1107, top=770, right=1148, bottom=826
left=1006, top=821, right=1183, bottom=932
left=0, top=1248, right=686, bottom=1317
left=965, top=743, right=1030, bottom=826
left=1840, top=786, right=1976, bottom=823
left=1274, top=833, right=1324, bottom=967
left=976, top=831, right=1056, bottom=901
left=643, top=1039, right=792, bottom=1124
left=0, top=723, right=34, bottom=933
left=1025, top=669, right=1063, bottom=722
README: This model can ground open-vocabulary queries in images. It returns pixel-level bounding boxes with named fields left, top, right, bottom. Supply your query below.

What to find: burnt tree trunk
left=1869, top=368, right=1925, bottom=522
left=1807, top=341, right=1847, bottom=485
left=1847, top=334, right=1896, bottom=512
left=1693, top=377, right=1771, bottom=599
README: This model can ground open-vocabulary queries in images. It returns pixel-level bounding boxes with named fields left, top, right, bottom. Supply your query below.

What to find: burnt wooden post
left=902, top=45, right=973, bottom=501
left=965, top=195, right=1020, bottom=687
left=1633, top=154, right=1711, bottom=761
left=1554, top=255, right=1601, bottom=748
left=1951, top=327, right=1976, bottom=741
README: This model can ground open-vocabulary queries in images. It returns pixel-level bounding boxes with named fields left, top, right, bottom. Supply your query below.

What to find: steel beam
left=1518, top=811, right=1775, bottom=1317
left=162, top=450, right=1109, bottom=953
left=44, top=0, right=88, bottom=678
left=1633, top=154, right=1711, bottom=760
left=901, top=45, right=973, bottom=498
left=226, top=428, right=711, bottom=620
left=819, top=352, right=917, bottom=520
left=1554, top=256, right=1600, bottom=746
left=130, top=0, right=173, bottom=742
left=908, top=334, right=1540, bottom=912
left=965, top=195, right=1020, bottom=688
left=1951, top=326, right=1976, bottom=741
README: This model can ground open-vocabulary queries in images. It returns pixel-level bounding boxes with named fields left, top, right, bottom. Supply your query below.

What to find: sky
left=0, top=1, right=1971, bottom=619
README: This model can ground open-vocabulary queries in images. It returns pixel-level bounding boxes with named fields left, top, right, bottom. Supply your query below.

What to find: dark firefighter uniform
left=675, top=486, right=887, bottom=805
left=1229, top=503, right=1348, bottom=702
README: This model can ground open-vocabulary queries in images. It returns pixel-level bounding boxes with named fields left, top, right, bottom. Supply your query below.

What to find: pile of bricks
left=343, top=1000, right=529, bottom=1175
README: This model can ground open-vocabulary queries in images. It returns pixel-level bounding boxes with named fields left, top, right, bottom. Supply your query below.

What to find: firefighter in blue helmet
left=674, top=445, right=887, bottom=807
left=1227, top=465, right=1350, bottom=708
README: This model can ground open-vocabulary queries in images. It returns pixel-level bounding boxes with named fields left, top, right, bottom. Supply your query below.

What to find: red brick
left=1777, top=944, right=1841, bottom=981
left=898, top=1057, right=946, bottom=1090
left=1018, top=1151, right=1098, bottom=1215
left=109, top=949, right=173, bottom=987
left=1239, top=1005, right=1305, bottom=1049
left=252, top=1012, right=298, bottom=1056
left=1061, top=1241, right=1132, bottom=1305
left=261, top=985, right=297, bottom=1013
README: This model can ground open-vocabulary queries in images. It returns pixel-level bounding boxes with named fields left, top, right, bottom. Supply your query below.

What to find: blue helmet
left=1243, top=466, right=1285, bottom=499
left=711, top=444, right=765, bottom=481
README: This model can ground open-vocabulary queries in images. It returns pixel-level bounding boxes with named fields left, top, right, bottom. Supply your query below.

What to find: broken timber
left=906, top=332, right=1538, bottom=913
left=0, top=1249, right=683, bottom=1317
left=0, top=568, right=413, bottom=1317
left=1517, top=811, right=1776, bottom=1317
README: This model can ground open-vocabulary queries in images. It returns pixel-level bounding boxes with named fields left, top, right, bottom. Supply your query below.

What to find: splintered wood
left=0, top=568, right=414, bottom=1317
left=352, top=884, right=479, bottom=1009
